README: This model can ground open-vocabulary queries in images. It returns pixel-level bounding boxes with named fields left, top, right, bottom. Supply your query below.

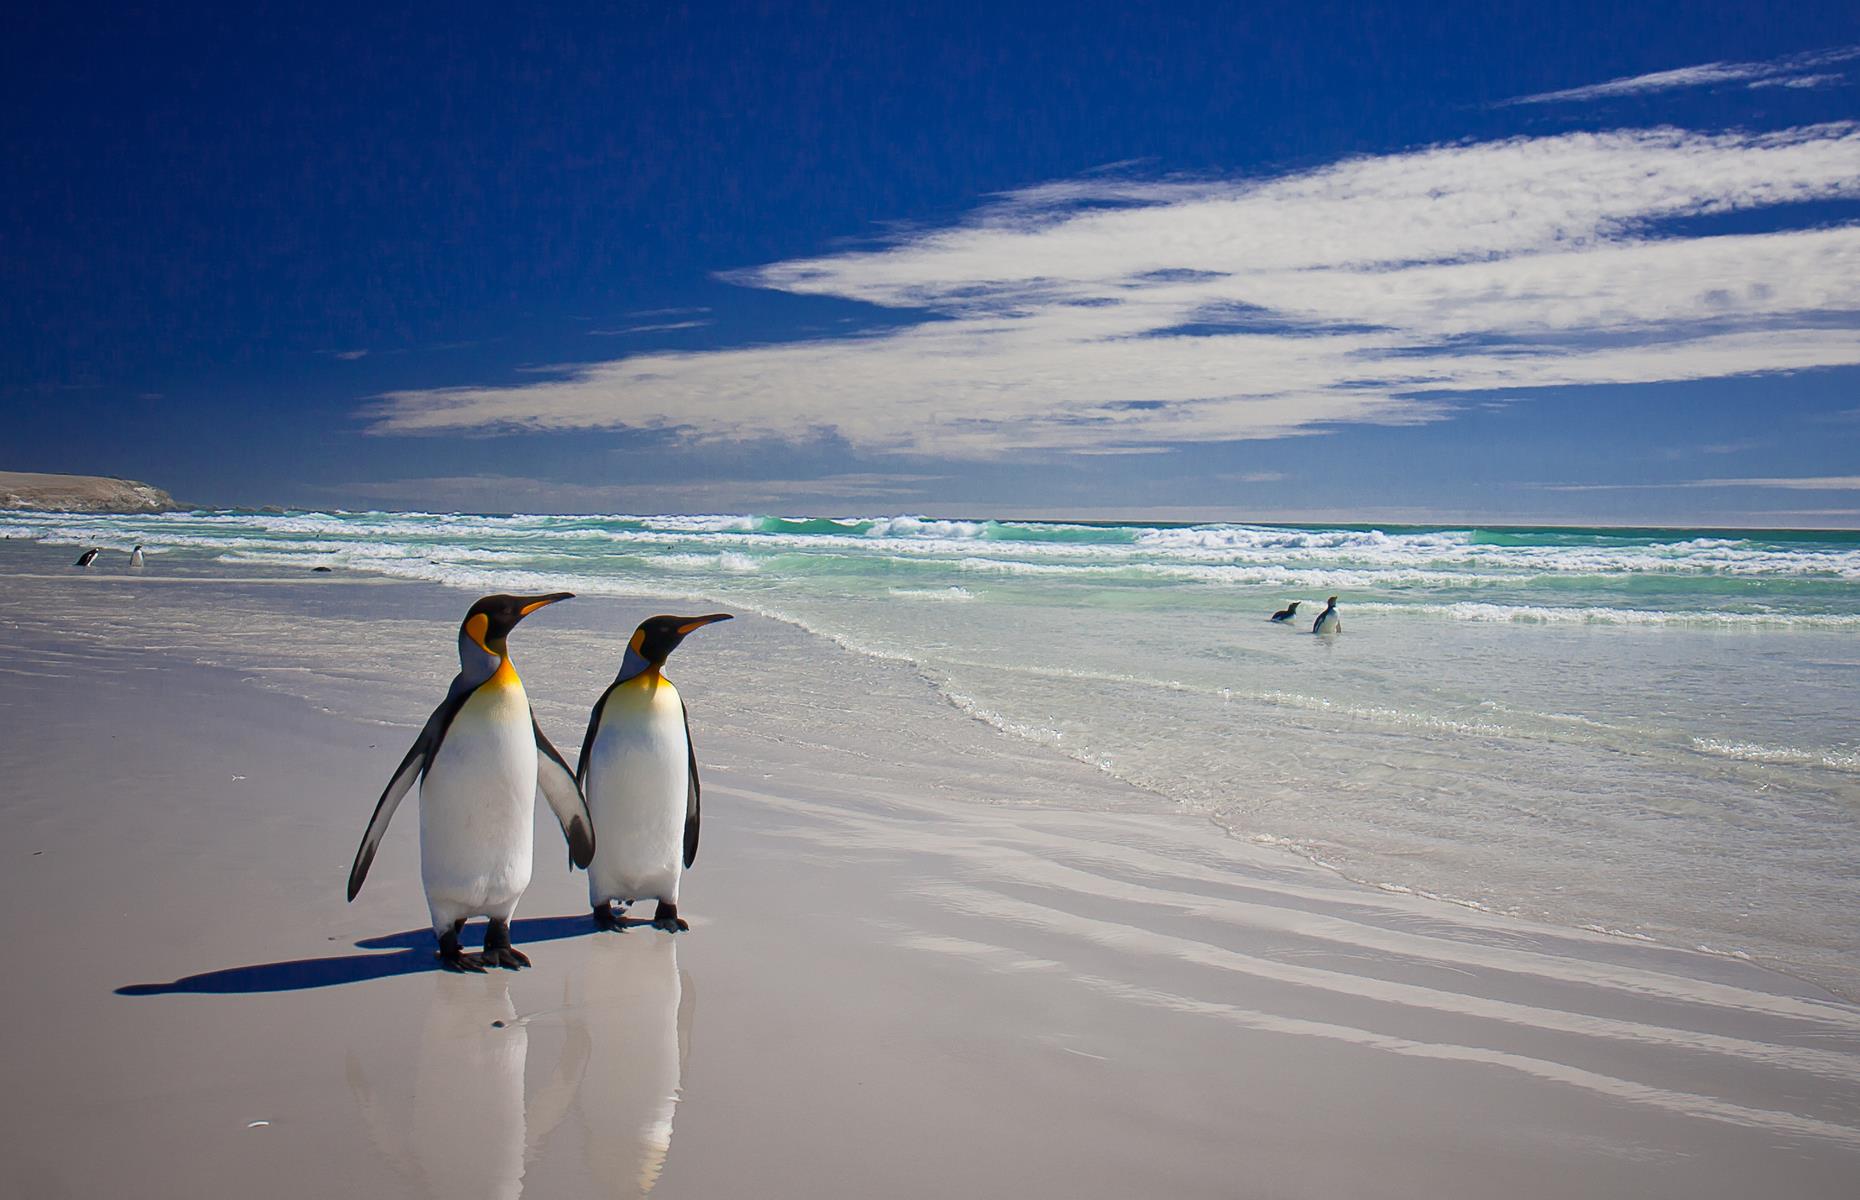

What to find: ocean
left=6, top=508, right=1858, bottom=995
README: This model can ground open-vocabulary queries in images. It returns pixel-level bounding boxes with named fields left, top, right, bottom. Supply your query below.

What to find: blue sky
left=6, top=1, right=1860, bottom=525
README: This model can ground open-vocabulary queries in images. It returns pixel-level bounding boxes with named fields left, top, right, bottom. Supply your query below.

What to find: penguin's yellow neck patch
left=487, top=654, right=521, bottom=690
left=464, top=613, right=492, bottom=652
left=611, top=666, right=679, bottom=715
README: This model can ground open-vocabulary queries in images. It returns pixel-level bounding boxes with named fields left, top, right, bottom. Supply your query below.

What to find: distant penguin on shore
left=1313, top=596, right=1341, bottom=635
left=73, top=548, right=99, bottom=568
left=128, top=545, right=145, bottom=569
left=579, top=613, right=732, bottom=933
left=347, top=592, right=595, bottom=971
left=1270, top=601, right=1300, bottom=623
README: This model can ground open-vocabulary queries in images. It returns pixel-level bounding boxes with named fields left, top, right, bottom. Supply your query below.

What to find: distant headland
left=0, top=470, right=179, bottom=513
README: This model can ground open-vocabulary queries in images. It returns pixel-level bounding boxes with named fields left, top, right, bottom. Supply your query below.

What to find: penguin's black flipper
left=533, top=711, right=595, bottom=869
left=682, top=702, right=700, bottom=869
left=347, top=679, right=470, bottom=901
left=576, top=684, right=616, bottom=791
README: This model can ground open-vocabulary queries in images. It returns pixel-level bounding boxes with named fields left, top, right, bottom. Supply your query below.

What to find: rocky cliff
left=0, top=471, right=180, bottom=513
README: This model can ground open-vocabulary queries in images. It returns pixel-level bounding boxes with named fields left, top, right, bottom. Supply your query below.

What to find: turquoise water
left=7, top=509, right=1859, bottom=993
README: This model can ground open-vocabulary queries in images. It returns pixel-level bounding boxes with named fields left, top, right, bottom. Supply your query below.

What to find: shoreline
left=4, top=534, right=1857, bottom=1000
left=3, top=542, right=1860, bottom=1195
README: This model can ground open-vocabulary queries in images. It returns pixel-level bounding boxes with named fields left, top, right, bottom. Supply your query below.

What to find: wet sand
left=2, top=544, right=1858, bottom=1198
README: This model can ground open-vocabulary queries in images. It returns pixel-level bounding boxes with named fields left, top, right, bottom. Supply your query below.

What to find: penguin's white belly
left=419, top=677, right=536, bottom=921
left=587, top=676, right=688, bottom=904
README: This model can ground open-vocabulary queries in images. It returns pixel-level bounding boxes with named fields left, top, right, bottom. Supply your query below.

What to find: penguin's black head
left=629, top=612, right=733, bottom=666
left=1326, top=595, right=1339, bottom=606
left=1286, top=602, right=1300, bottom=611
left=461, top=592, right=574, bottom=653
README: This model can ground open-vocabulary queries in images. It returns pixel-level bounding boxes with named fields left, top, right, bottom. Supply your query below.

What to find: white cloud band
left=1499, top=45, right=1859, bottom=105
left=369, top=124, right=1860, bottom=457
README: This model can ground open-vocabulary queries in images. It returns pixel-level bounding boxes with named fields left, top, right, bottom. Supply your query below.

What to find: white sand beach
left=2, top=537, right=1858, bottom=1199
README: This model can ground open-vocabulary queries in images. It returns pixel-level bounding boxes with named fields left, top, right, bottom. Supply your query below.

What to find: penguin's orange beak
left=675, top=613, right=733, bottom=635
left=518, top=592, right=575, bottom=617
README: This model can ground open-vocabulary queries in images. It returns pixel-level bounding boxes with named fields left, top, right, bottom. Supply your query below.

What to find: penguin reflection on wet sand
left=579, top=613, right=732, bottom=933
left=347, top=593, right=596, bottom=970
left=575, top=934, right=695, bottom=1195
left=1269, top=601, right=1300, bottom=623
left=345, top=975, right=588, bottom=1200
left=1313, top=595, right=1341, bottom=635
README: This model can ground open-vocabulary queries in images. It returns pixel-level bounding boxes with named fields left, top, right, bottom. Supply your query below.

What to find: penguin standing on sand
left=73, top=548, right=99, bottom=567
left=579, top=613, right=732, bottom=933
left=128, top=545, right=145, bottom=569
left=1269, top=601, right=1300, bottom=623
left=347, top=593, right=596, bottom=971
left=1313, top=596, right=1341, bottom=635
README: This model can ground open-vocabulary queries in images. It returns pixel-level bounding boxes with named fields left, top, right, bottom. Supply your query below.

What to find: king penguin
left=347, top=593, right=596, bottom=971
left=128, top=545, right=145, bottom=569
left=1269, top=601, right=1300, bottom=623
left=1313, top=595, right=1341, bottom=635
left=578, top=613, right=732, bottom=933
left=73, top=548, right=99, bottom=568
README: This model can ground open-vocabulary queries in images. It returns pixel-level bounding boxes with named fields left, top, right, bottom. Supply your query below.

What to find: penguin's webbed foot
left=651, top=901, right=689, bottom=933
left=480, top=920, right=530, bottom=969
left=592, top=902, right=626, bottom=932
left=437, top=931, right=487, bottom=973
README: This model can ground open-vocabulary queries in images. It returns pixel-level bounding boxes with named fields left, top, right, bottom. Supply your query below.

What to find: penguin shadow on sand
left=114, top=915, right=594, bottom=996
left=344, top=933, right=695, bottom=1199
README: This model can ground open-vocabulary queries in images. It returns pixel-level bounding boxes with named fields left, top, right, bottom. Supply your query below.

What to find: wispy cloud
left=1658, top=437, right=1769, bottom=461
left=1748, top=73, right=1847, bottom=91
left=1536, top=476, right=1860, bottom=492
left=337, top=472, right=944, bottom=513
left=589, top=320, right=712, bottom=336
left=369, top=124, right=1860, bottom=458
left=324, top=349, right=370, bottom=361
left=1500, top=46, right=1860, bottom=105
left=1749, top=508, right=1860, bottom=519
left=1697, top=475, right=1860, bottom=490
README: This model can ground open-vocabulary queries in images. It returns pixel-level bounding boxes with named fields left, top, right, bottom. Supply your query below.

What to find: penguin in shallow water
left=579, top=613, right=732, bottom=933
left=73, top=548, right=99, bottom=568
left=347, top=593, right=595, bottom=971
left=128, top=545, right=145, bottom=570
left=1269, top=601, right=1300, bottom=623
left=1313, top=596, right=1341, bottom=635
